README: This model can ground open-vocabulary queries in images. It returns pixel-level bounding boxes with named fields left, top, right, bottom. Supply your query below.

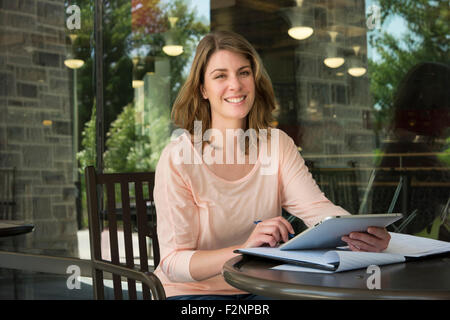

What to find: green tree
left=368, top=0, right=449, bottom=140
left=103, top=103, right=137, bottom=172
left=74, top=0, right=208, bottom=177
left=77, top=102, right=96, bottom=173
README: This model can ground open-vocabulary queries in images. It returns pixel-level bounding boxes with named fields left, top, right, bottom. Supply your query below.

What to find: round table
left=0, top=221, right=34, bottom=238
left=223, top=254, right=450, bottom=299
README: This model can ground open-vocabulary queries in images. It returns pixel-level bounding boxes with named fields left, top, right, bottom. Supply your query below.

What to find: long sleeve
left=279, top=131, right=350, bottom=227
left=154, top=144, right=199, bottom=283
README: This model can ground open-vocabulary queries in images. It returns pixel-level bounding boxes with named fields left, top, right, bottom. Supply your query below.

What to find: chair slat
left=105, top=182, right=123, bottom=300
left=134, top=180, right=151, bottom=299
left=120, top=181, right=137, bottom=300
left=85, top=166, right=105, bottom=299
left=146, top=178, right=160, bottom=268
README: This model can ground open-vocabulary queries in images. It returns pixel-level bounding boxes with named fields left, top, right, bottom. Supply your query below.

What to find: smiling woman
left=171, top=30, right=277, bottom=143
left=152, top=30, right=391, bottom=300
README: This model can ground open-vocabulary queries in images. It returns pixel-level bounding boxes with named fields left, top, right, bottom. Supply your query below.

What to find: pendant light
left=324, top=31, right=345, bottom=69
left=163, top=17, right=183, bottom=56
left=281, top=1, right=314, bottom=41
left=348, top=45, right=367, bottom=77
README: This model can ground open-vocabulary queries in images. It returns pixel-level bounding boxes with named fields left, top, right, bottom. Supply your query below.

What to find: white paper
left=385, top=232, right=450, bottom=257
left=271, top=264, right=334, bottom=273
left=328, top=250, right=405, bottom=272
left=240, top=232, right=450, bottom=273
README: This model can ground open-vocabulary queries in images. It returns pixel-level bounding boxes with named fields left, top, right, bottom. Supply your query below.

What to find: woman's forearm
left=189, top=244, right=242, bottom=281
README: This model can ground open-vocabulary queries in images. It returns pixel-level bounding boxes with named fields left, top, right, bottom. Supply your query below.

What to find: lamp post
left=65, top=33, right=84, bottom=229
left=64, top=57, right=84, bottom=182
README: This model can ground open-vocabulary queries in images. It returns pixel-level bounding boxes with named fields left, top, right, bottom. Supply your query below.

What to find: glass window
left=1, top=0, right=448, bottom=269
left=0, top=0, right=94, bottom=258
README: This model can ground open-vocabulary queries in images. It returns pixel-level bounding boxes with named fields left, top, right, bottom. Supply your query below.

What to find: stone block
left=0, top=0, right=36, bottom=15
left=42, top=170, right=66, bottom=185
left=0, top=152, right=21, bottom=167
left=16, top=67, right=47, bottom=82
left=32, top=197, right=51, bottom=219
left=52, top=120, right=71, bottom=136
left=6, top=126, right=24, bottom=142
left=23, top=145, right=52, bottom=168
left=25, top=127, right=44, bottom=142
left=40, top=94, right=61, bottom=110
left=33, top=51, right=60, bottom=68
left=17, top=82, right=37, bottom=98
left=37, top=1, right=64, bottom=27
left=52, top=204, right=67, bottom=219
left=6, top=12, right=36, bottom=29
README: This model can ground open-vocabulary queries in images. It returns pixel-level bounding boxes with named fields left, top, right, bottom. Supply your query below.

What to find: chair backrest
left=309, top=166, right=360, bottom=214
left=0, top=167, right=16, bottom=220
left=85, top=165, right=161, bottom=300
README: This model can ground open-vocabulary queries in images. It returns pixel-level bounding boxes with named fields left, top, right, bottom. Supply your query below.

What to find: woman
left=153, top=30, right=390, bottom=300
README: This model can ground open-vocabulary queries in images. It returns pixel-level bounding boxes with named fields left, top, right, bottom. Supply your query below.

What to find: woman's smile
left=224, top=95, right=247, bottom=104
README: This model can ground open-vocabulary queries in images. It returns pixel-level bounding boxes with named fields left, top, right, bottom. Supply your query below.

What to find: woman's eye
left=240, top=70, right=251, bottom=76
left=214, top=74, right=225, bottom=79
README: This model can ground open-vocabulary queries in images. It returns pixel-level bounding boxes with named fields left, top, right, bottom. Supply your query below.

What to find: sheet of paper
left=271, top=264, right=334, bottom=273
left=327, top=250, right=405, bottom=272
left=384, top=232, right=450, bottom=257
left=271, top=251, right=405, bottom=273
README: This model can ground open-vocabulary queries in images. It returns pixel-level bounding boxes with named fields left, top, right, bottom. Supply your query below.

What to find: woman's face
left=201, top=50, right=255, bottom=129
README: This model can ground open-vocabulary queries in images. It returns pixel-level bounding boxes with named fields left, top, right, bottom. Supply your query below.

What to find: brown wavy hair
left=171, top=30, right=276, bottom=139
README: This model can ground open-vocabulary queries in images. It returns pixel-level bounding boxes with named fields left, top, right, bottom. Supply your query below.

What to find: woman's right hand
left=242, top=216, right=295, bottom=248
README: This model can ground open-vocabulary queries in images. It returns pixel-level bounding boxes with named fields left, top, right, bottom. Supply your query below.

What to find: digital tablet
left=279, top=213, right=403, bottom=250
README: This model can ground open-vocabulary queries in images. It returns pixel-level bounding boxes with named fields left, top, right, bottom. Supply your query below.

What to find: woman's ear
left=200, top=85, right=208, bottom=100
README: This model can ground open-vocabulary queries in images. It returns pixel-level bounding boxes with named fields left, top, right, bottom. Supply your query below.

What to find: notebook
left=236, top=232, right=450, bottom=273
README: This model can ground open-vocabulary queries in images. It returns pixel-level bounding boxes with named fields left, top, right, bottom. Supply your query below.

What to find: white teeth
left=225, top=96, right=245, bottom=103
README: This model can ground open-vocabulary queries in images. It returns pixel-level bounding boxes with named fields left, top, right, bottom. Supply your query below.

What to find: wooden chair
left=85, top=166, right=165, bottom=300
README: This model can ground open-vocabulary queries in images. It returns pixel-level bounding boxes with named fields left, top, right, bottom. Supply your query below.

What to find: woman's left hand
left=341, top=227, right=391, bottom=252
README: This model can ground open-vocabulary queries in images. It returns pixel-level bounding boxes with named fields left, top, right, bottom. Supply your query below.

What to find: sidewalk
left=77, top=229, right=154, bottom=266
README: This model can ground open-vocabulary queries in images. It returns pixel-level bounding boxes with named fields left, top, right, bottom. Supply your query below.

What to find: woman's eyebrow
left=209, top=68, right=227, bottom=75
left=209, top=65, right=251, bottom=75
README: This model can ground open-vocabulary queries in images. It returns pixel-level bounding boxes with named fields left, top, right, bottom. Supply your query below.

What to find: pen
left=253, top=220, right=295, bottom=239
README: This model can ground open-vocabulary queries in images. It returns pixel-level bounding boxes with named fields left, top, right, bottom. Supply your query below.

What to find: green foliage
left=74, top=0, right=208, bottom=174
left=437, top=137, right=450, bottom=166
left=77, top=102, right=96, bottom=173
left=368, top=0, right=449, bottom=136
left=104, top=103, right=137, bottom=173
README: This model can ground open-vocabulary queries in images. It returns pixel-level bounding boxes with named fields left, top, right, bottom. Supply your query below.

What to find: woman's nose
left=228, top=75, right=242, bottom=90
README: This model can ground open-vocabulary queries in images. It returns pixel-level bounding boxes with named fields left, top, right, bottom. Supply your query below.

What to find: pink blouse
left=153, top=129, right=350, bottom=297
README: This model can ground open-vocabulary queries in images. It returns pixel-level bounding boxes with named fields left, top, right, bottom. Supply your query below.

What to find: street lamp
left=64, top=34, right=84, bottom=182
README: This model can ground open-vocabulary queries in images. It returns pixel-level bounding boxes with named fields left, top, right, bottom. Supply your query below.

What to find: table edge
left=223, top=256, right=450, bottom=300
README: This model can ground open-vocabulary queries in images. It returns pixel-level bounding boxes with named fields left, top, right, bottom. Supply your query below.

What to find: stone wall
left=0, top=0, right=79, bottom=257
